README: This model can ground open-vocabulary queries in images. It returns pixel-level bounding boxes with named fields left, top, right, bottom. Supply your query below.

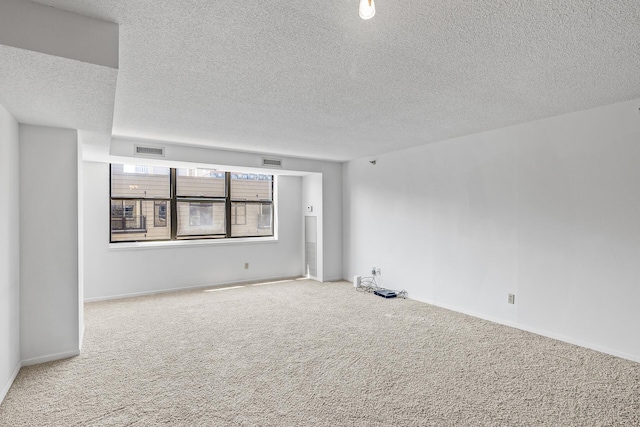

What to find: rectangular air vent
left=135, top=145, right=165, bottom=157
left=262, top=157, right=283, bottom=168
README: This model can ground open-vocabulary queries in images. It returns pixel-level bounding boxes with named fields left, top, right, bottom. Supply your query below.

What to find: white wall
left=83, top=161, right=304, bottom=300
left=302, top=174, right=323, bottom=280
left=0, top=104, right=20, bottom=403
left=20, top=125, right=80, bottom=365
left=77, top=141, right=84, bottom=348
left=321, top=164, right=343, bottom=281
left=343, top=99, right=640, bottom=362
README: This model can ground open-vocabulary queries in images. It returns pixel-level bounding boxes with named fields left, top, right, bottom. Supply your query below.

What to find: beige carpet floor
left=1, top=279, right=639, bottom=426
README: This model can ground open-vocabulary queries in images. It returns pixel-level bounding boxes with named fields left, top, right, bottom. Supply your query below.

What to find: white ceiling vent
left=262, top=157, right=283, bottom=168
left=134, top=145, right=165, bottom=157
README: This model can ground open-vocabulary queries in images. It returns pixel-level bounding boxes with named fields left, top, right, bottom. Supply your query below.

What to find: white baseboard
left=1, top=361, right=21, bottom=404
left=412, top=296, right=640, bottom=364
left=21, top=349, right=80, bottom=367
left=322, top=276, right=346, bottom=282
left=84, top=275, right=304, bottom=302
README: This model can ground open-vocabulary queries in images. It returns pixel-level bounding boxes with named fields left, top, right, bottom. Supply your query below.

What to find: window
left=154, top=201, right=167, bottom=227
left=111, top=163, right=170, bottom=198
left=177, top=201, right=225, bottom=237
left=232, top=202, right=247, bottom=225
left=176, top=168, right=225, bottom=198
left=110, top=164, right=171, bottom=242
left=259, top=203, right=272, bottom=228
left=175, top=168, right=226, bottom=239
left=111, top=200, right=145, bottom=233
left=230, top=173, right=274, bottom=237
left=189, top=203, right=212, bottom=226
left=110, top=164, right=274, bottom=242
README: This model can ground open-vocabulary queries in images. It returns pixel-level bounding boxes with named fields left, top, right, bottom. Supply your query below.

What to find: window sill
left=109, top=236, right=277, bottom=251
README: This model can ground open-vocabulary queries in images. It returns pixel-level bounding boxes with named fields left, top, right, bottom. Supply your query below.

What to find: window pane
left=111, top=164, right=170, bottom=198
left=176, top=168, right=225, bottom=198
left=230, top=173, right=272, bottom=201
left=111, top=199, right=171, bottom=242
left=231, top=202, right=246, bottom=225
left=154, top=201, right=168, bottom=227
left=177, top=201, right=225, bottom=237
left=231, top=203, right=273, bottom=237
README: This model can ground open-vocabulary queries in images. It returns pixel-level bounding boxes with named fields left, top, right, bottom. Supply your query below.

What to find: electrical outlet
left=244, top=262, right=249, bottom=269
left=508, top=293, right=515, bottom=304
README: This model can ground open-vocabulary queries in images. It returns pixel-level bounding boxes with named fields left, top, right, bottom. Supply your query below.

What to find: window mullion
left=170, top=168, right=177, bottom=239
left=225, top=172, right=231, bottom=238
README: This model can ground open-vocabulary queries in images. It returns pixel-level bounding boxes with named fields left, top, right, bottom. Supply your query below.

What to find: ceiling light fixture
left=359, top=0, right=375, bottom=20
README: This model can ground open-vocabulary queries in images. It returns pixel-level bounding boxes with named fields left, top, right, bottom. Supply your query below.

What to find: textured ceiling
left=15, top=1, right=640, bottom=160
left=0, top=44, right=117, bottom=132
left=0, top=0, right=117, bottom=133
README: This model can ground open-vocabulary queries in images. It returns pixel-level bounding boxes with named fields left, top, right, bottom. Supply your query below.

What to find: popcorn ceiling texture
left=0, top=280, right=639, bottom=426
left=13, top=1, right=640, bottom=159
left=0, top=44, right=117, bottom=132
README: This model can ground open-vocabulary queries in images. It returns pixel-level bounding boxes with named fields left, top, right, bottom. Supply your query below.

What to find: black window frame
left=109, top=164, right=274, bottom=243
